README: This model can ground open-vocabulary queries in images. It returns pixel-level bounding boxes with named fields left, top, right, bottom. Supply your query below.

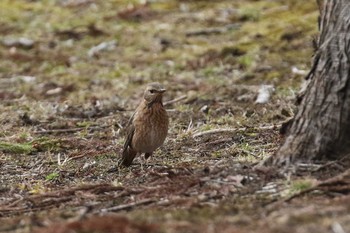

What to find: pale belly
left=132, top=126, right=167, bottom=153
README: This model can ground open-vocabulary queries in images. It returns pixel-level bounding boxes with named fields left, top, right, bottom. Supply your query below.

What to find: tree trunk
left=266, top=0, right=350, bottom=166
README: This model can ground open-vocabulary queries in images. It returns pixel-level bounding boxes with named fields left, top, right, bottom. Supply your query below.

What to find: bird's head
left=143, top=82, right=166, bottom=104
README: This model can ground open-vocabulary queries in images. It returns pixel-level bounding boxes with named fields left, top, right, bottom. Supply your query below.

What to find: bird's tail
left=120, top=147, right=137, bottom=167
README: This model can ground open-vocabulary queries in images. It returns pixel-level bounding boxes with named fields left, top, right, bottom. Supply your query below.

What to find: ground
left=0, top=0, right=349, bottom=233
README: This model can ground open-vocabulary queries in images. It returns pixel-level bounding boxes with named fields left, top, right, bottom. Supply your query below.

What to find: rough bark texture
left=267, top=0, right=350, bottom=166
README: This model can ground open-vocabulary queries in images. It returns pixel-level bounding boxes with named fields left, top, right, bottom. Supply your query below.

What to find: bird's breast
left=131, top=103, right=169, bottom=153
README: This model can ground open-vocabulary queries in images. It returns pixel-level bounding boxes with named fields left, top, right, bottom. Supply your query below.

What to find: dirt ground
left=1, top=0, right=349, bottom=233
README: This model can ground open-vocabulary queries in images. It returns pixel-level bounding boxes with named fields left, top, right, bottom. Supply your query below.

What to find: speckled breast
left=132, top=103, right=169, bottom=153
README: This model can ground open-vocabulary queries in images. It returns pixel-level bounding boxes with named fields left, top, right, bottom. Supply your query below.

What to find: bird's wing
left=126, top=110, right=136, bottom=127
left=123, top=125, right=134, bottom=151
left=123, top=111, right=136, bottom=150
left=120, top=111, right=137, bottom=167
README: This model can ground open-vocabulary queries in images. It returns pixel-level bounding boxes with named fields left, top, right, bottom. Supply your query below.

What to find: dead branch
left=33, top=125, right=112, bottom=134
left=193, top=124, right=281, bottom=138
left=199, top=138, right=233, bottom=148
left=100, top=198, right=156, bottom=212
left=164, top=95, right=187, bottom=106
left=317, top=168, right=350, bottom=189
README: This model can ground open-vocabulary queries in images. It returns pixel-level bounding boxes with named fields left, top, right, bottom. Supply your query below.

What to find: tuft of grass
left=76, top=121, right=93, bottom=128
left=32, top=137, right=62, bottom=152
left=0, top=138, right=63, bottom=155
left=288, top=179, right=314, bottom=195
left=45, top=172, right=60, bottom=181
left=0, top=141, right=35, bottom=154
left=239, top=7, right=261, bottom=22
left=28, top=182, right=46, bottom=194
left=237, top=54, right=255, bottom=69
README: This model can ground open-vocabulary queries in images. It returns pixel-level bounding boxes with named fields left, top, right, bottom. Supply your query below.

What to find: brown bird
left=120, top=82, right=169, bottom=167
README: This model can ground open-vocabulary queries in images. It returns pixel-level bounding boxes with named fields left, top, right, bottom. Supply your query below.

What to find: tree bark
left=266, top=0, right=350, bottom=166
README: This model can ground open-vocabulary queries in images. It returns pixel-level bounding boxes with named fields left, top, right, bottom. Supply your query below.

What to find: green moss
left=216, top=115, right=235, bottom=125
left=211, top=151, right=222, bottom=158
left=289, top=179, right=314, bottom=195
left=32, top=137, right=62, bottom=152
left=266, top=71, right=282, bottom=80
left=239, top=7, right=261, bottom=22
left=199, top=124, right=213, bottom=132
left=0, top=141, right=35, bottom=154
left=237, top=54, right=255, bottom=69
left=45, top=172, right=60, bottom=181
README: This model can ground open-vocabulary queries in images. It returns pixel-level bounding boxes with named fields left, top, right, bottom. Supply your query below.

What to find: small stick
left=164, top=95, right=187, bottom=106
left=33, top=125, right=112, bottom=134
left=34, top=128, right=83, bottom=134
left=193, top=124, right=280, bottom=138
left=203, top=138, right=233, bottom=146
left=100, top=198, right=156, bottom=212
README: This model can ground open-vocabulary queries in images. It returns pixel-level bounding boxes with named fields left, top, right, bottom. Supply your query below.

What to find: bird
left=120, top=82, right=169, bottom=167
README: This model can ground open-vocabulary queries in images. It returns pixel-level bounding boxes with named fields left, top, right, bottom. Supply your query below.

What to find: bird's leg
left=145, top=152, right=153, bottom=167
left=140, top=153, right=147, bottom=171
left=145, top=152, right=152, bottom=160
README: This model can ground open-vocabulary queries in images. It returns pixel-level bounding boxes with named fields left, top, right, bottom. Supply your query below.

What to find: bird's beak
left=158, top=89, right=166, bottom=93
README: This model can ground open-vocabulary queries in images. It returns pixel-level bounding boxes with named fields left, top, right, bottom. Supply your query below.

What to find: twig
left=164, top=95, right=187, bottom=106
left=186, top=118, right=193, bottom=133
left=313, top=156, right=347, bottom=172
left=202, top=138, right=233, bottom=146
left=33, top=125, right=112, bottom=134
left=67, top=154, right=88, bottom=160
left=2, top=196, right=24, bottom=208
left=58, top=153, right=71, bottom=166
left=30, top=157, right=45, bottom=170
left=193, top=124, right=280, bottom=138
left=100, top=198, right=156, bottom=213
left=34, top=127, right=84, bottom=134
left=27, top=184, right=124, bottom=200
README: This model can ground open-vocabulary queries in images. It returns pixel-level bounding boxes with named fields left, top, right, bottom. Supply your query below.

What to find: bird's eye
left=149, top=90, right=155, bottom=94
